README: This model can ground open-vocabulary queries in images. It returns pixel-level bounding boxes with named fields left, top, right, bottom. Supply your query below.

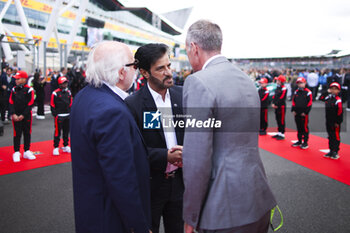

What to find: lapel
left=141, top=85, right=166, bottom=143
left=169, top=87, right=182, bottom=116
left=101, top=84, right=148, bottom=147
left=169, top=87, right=184, bottom=144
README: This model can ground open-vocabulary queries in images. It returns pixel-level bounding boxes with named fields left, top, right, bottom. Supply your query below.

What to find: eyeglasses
left=125, top=59, right=139, bottom=69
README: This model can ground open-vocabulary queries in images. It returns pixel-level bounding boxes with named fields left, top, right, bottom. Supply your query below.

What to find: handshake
left=167, top=145, right=183, bottom=167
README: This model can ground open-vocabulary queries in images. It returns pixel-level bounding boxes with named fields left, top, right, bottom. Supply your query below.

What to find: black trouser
left=275, top=105, right=286, bottom=134
left=36, top=95, right=45, bottom=116
left=0, top=97, right=5, bottom=121
left=54, top=116, right=70, bottom=148
left=310, top=86, right=319, bottom=100
left=151, top=172, right=184, bottom=233
left=347, top=88, right=350, bottom=108
left=260, top=108, right=268, bottom=131
left=326, top=122, right=341, bottom=153
left=294, top=114, right=309, bottom=143
left=6, top=91, right=11, bottom=120
left=13, top=115, right=32, bottom=152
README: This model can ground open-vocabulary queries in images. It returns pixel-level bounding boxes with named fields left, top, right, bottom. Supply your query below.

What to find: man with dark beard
left=125, top=43, right=184, bottom=233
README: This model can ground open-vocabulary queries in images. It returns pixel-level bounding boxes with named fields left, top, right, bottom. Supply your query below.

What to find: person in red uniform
left=258, top=78, right=269, bottom=135
left=9, top=70, right=36, bottom=162
left=320, top=82, right=343, bottom=159
left=272, top=75, right=287, bottom=140
left=291, top=77, right=312, bottom=149
left=50, top=76, right=72, bottom=156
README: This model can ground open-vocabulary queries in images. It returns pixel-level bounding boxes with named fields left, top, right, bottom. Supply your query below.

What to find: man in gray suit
left=182, top=20, right=277, bottom=233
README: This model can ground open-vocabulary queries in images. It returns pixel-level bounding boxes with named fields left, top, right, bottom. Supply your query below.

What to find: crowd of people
left=0, top=60, right=89, bottom=162
left=0, top=19, right=349, bottom=233
left=246, top=67, right=350, bottom=105
left=256, top=69, right=345, bottom=159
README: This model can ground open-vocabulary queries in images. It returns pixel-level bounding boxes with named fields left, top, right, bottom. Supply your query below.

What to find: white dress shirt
left=202, top=54, right=225, bottom=70
left=103, top=81, right=129, bottom=100
left=147, top=83, right=178, bottom=173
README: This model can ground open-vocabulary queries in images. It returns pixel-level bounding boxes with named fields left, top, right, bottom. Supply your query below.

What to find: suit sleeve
left=146, top=147, right=168, bottom=171
left=125, top=99, right=168, bottom=171
left=182, top=75, right=215, bottom=228
left=94, top=108, right=150, bottom=233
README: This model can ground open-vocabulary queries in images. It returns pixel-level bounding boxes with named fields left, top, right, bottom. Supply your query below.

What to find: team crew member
left=272, top=75, right=287, bottom=140
left=9, top=70, right=36, bottom=162
left=321, top=82, right=343, bottom=159
left=291, top=77, right=312, bottom=149
left=51, top=76, right=72, bottom=156
left=259, top=78, right=269, bottom=135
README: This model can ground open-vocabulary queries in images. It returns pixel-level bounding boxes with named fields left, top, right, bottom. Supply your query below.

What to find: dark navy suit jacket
left=70, top=84, right=151, bottom=233
left=125, top=85, right=184, bottom=199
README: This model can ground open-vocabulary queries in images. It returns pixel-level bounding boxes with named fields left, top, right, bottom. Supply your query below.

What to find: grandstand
left=234, top=50, right=350, bottom=70
left=0, top=0, right=191, bottom=72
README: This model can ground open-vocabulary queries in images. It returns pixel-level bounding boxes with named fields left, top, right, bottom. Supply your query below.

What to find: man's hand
left=292, top=111, right=296, bottom=116
left=170, top=145, right=183, bottom=153
left=335, top=123, right=339, bottom=128
left=185, top=223, right=195, bottom=233
left=301, top=113, right=306, bottom=117
left=1, top=85, right=6, bottom=90
left=12, top=114, right=19, bottom=122
left=167, top=145, right=183, bottom=164
left=18, top=115, right=24, bottom=121
left=272, top=104, right=277, bottom=109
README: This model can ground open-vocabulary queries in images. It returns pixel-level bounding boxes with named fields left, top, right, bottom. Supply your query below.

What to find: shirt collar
left=103, top=81, right=129, bottom=100
left=147, top=83, right=170, bottom=102
left=202, top=54, right=225, bottom=70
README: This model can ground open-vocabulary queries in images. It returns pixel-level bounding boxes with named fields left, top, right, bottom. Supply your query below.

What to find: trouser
left=36, top=95, right=45, bottom=116
left=310, top=86, right=318, bottom=100
left=275, top=105, right=286, bottom=134
left=0, top=119, right=3, bottom=135
left=347, top=88, right=350, bottom=108
left=260, top=108, right=268, bottom=131
left=6, top=92, right=11, bottom=120
left=326, top=122, right=341, bottom=153
left=199, top=211, right=270, bottom=233
left=13, top=114, right=32, bottom=152
left=0, top=98, right=5, bottom=121
left=295, top=114, right=309, bottom=143
left=54, top=116, right=70, bottom=148
left=151, top=173, right=184, bottom=233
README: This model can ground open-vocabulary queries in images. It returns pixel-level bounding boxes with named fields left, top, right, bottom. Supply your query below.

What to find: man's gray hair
left=85, top=41, right=129, bottom=87
left=186, top=20, right=222, bottom=52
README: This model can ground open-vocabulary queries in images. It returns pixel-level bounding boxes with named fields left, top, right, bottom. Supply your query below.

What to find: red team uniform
left=291, top=77, right=312, bottom=149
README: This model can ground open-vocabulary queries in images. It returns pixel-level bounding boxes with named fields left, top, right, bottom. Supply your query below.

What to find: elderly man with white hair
left=70, top=41, right=152, bottom=233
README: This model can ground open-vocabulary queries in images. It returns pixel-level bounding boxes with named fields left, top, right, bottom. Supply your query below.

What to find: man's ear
left=118, top=67, right=126, bottom=81
left=190, top=42, right=198, bottom=55
left=139, top=68, right=149, bottom=79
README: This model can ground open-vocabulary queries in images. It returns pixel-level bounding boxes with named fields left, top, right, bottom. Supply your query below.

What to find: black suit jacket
left=125, top=85, right=184, bottom=196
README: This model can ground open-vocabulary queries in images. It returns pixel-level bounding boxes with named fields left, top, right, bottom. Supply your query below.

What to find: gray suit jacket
left=182, top=56, right=276, bottom=230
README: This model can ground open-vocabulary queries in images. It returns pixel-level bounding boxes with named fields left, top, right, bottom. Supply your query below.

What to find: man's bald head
left=86, top=41, right=133, bottom=88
